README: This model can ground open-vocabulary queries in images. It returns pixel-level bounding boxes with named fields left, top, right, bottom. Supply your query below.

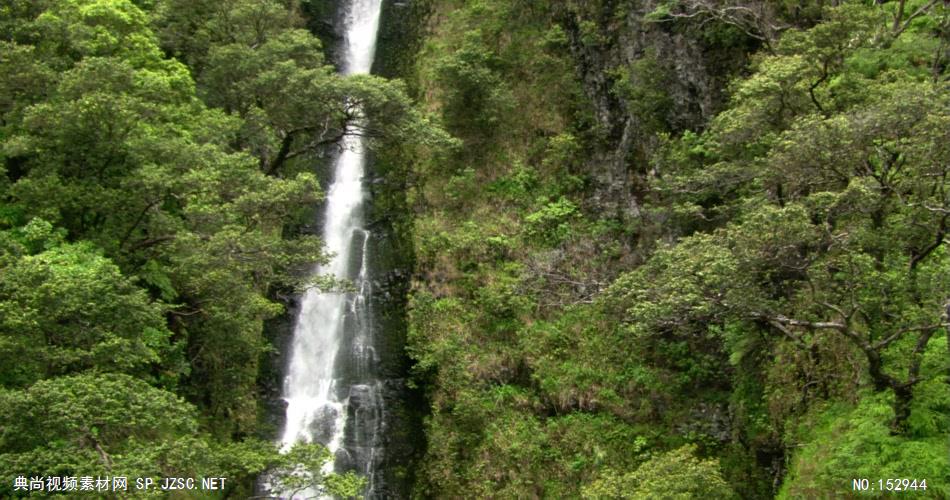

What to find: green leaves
left=430, top=28, right=515, bottom=144
left=0, top=373, right=343, bottom=498
left=524, top=197, right=579, bottom=246
left=32, top=0, right=165, bottom=66
left=0, top=373, right=200, bottom=491
left=583, top=445, right=735, bottom=500
left=0, top=239, right=171, bottom=387
left=780, top=393, right=950, bottom=499
left=266, top=443, right=366, bottom=499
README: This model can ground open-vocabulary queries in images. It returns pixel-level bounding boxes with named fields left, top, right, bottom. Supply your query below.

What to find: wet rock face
left=677, top=402, right=733, bottom=443
left=311, top=405, right=343, bottom=444
left=300, top=0, right=347, bottom=66
left=558, top=1, right=754, bottom=220
left=337, top=383, right=384, bottom=480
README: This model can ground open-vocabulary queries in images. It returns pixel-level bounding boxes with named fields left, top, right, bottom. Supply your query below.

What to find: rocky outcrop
left=556, top=1, right=756, bottom=219
left=300, top=0, right=346, bottom=67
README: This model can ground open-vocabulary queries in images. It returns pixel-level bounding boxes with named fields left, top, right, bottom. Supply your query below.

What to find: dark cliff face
left=373, top=0, right=433, bottom=80
left=557, top=1, right=755, bottom=219
left=301, top=0, right=346, bottom=68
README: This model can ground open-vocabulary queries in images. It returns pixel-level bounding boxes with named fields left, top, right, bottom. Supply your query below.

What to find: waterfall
left=279, top=0, right=385, bottom=497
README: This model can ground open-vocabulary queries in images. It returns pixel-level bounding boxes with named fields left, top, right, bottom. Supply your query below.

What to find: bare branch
left=653, top=0, right=789, bottom=51
left=770, top=314, right=848, bottom=332
left=872, top=323, right=947, bottom=350
left=909, top=213, right=948, bottom=270
left=764, top=317, right=809, bottom=349
left=894, top=0, right=940, bottom=37
left=118, top=197, right=163, bottom=251
left=902, top=327, right=937, bottom=388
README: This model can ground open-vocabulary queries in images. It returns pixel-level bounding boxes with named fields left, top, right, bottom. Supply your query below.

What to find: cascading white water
left=279, top=0, right=384, bottom=497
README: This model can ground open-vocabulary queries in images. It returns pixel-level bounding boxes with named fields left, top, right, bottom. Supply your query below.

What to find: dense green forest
left=404, top=0, right=949, bottom=498
left=1, top=0, right=948, bottom=498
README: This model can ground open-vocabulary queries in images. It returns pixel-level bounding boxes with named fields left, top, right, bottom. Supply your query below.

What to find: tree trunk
left=945, top=300, right=949, bottom=388
left=891, top=384, right=913, bottom=433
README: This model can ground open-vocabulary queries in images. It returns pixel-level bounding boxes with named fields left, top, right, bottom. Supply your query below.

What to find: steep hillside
left=405, top=1, right=950, bottom=497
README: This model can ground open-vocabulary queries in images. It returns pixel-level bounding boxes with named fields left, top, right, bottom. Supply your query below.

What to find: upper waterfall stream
left=279, top=0, right=385, bottom=497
